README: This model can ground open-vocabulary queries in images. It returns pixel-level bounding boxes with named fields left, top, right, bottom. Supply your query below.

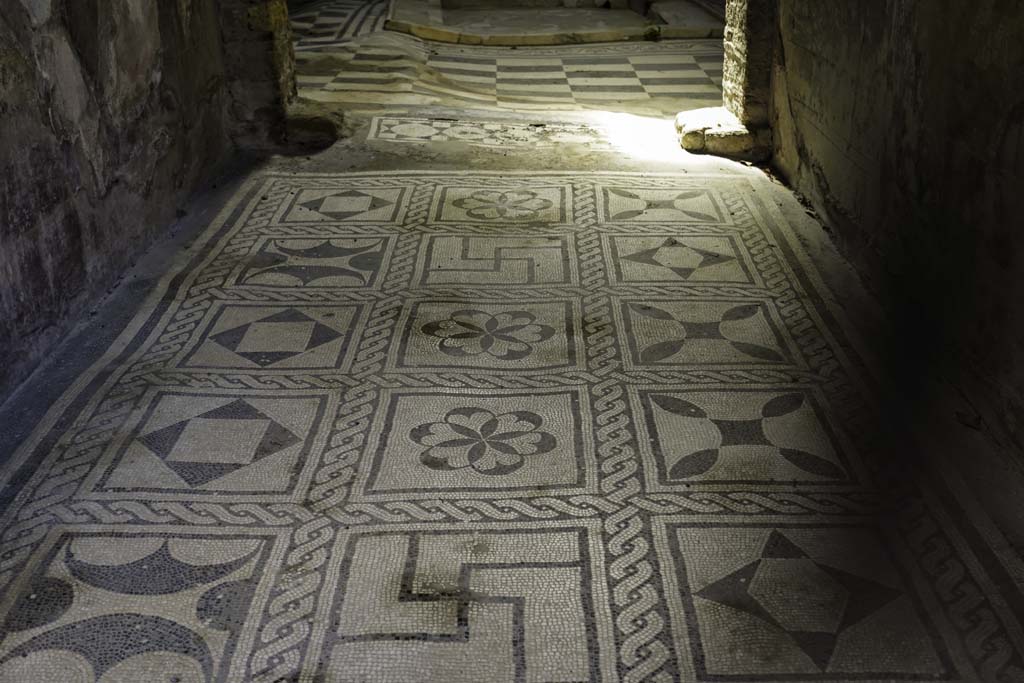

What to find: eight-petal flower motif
left=421, top=309, right=556, bottom=361
left=452, top=190, right=553, bottom=221
left=411, top=408, right=557, bottom=475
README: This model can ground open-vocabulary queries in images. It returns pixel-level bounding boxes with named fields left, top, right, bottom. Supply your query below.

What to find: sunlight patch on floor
left=585, top=111, right=688, bottom=163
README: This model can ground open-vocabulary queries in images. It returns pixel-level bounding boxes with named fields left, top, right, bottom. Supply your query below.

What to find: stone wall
left=770, top=0, right=1024, bottom=447
left=0, top=0, right=293, bottom=398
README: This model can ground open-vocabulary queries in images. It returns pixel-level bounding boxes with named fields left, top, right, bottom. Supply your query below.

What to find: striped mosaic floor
left=296, top=33, right=724, bottom=114
left=290, top=0, right=389, bottom=50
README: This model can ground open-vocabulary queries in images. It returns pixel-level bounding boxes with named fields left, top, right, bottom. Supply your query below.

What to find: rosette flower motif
left=421, top=309, right=555, bottom=361
left=452, top=190, right=553, bottom=220
left=411, top=408, right=556, bottom=475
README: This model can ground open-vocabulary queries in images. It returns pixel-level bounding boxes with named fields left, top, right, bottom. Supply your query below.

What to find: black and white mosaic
left=296, top=34, right=724, bottom=114
left=1, top=172, right=1022, bottom=682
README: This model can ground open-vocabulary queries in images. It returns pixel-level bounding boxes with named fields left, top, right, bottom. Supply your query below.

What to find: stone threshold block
left=675, top=106, right=770, bottom=162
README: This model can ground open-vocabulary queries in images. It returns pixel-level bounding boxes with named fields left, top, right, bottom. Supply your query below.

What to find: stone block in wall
left=214, top=0, right=296, bottom=147
left=0, top=0, right=234, bottom=396
left=723, top=0, right=774, bottom=128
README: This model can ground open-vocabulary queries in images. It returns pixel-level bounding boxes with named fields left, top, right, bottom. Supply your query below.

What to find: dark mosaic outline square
left=634, top=386, right=862, bottom=488
left=360, top=387, right=590, bottom=497
left=278, top=184, right=411, bottom=224
left=659, top=520, right=957, bottom=682
left=90, top=389, right=330, bottom=498
left=177, top=301, right=366, bottom=372
left=606, top=233, right=758, bottom=286
left=617, top=297, right=799, bottom=369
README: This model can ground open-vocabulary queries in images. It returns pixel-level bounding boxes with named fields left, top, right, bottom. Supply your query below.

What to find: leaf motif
left=641, top=340, right=685, bottom=363
left=682, top=211, right=717, bottom=222
left=721, top=304, right=761, bottom=322
left=731, top=342, right=786, bottom=362
left=780, top=449, right=845, bottom=479
left=673, top=190, right=707, bottom=201
left=629, top=303, right=676, bottom=320
left=762, top=393, right=805, bottom=418
left=478, top=416, right=498, bottom=438
left=420, top=449, right=459, bottom=471
left=668, top=449, right=719, bottom=478
left=650, top=394, right=708, bottom=418
left=507, top=411, right=544, bottom=430
left=608, top=188, right=642, bottom=200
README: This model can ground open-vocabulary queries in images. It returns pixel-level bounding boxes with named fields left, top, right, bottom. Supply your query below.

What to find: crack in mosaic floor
left=1, top=172, right=1023, bottom=682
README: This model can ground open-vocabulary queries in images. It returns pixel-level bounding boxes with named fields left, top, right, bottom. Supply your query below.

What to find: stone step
left=387, top=0, right=660, bottom=46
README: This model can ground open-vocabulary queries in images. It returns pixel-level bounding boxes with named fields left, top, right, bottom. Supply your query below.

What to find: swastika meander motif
left=0, top=172, right=1021, bottom=683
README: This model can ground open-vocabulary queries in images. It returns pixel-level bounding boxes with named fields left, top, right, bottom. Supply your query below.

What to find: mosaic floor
left=297, top=35, right=723, bottom=114
left=2, top=170, right=1023, bottom=682
left=290, top=0, right=389, bottom=49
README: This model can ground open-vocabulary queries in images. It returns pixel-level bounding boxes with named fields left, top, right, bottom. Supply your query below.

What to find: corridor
left=2, top=1, right=1023, bottom=682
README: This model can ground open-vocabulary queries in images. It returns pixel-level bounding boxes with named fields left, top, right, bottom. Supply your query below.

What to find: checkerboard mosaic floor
left=295, top=30, right=724, bottom=114
left=290, top=0, right=389, bottom=49
left=2, top=171, right=1023, bottom=682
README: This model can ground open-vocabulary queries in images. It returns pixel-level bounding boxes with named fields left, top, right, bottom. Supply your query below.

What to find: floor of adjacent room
left=1, top=2, right=1023, bottom=682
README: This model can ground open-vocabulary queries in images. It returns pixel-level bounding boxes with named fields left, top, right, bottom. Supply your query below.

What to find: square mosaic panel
left=631, top=386, right=859, bottom=487
left=231, top=236, right=394, bottom=289
left=279, top=186, right=409, bottom=224
left=311, top=523, right=618, bottom=683
left=178, top=303, right=364, bottom=371
left=656, top=521, right=955, bottom=680
left=617, top=298, right=797, bottom=368
left=393, top=299, right=581, bottom=372
left=86, top=389, right=332, bottom=500
left=430, top=185, right=571, bottom=225
left=416, top=235, right=578, bottom=287
left=354, top=387, right=595, bottom=500
left=597, top=185, right=726, bottom=224
left=0, top=528, right=283, bottom=683
left=606, top=234, right=756, bottom=285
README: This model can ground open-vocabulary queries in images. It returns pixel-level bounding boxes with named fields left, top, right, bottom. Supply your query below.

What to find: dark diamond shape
left=254, top=419, right=301, bottom=458
left=762, top=530, right=808, bottom=559
left=712, top=417, right=771, bottom=448
left=135, top=399, right=301, bottom=487
left=138, top=421, right=189, bottom=460
left=621, top=238, right=736, bottom=281
left=621, top=245, right=664, bottom=267
left=211, top=310, right=342, bottom=367
left=199, top=399, right=267, bottom=421
left=696, top=560, right=779, bottom=627
left=234, top=351, right=305, bottom=367
left=789, top=631, right=839, bottom=671
left=821, top=565, right=903, bottom=631
left=695, top=530, right=905, bottom=672
left=301, top=190, right=393, bottom=219
left=166, top=462, right=242, bottom=488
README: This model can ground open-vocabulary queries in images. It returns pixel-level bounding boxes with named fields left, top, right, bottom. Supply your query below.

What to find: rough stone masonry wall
left=770, top=0, right=1024, bottom=449
left=0, top=0, right=293, bottom=399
